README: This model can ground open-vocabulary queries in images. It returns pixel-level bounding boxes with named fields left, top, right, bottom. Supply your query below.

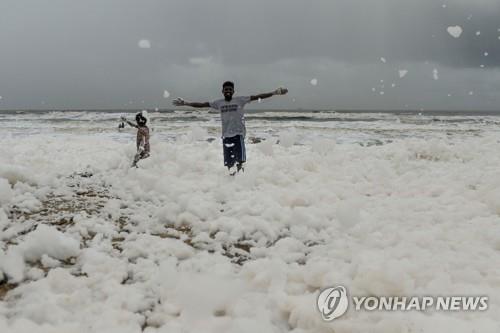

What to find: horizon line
left=1, top=108, right=500, bottom=113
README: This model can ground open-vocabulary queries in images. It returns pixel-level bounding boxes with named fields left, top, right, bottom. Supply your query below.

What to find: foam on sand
left=0, top=124, right=499, bottom=332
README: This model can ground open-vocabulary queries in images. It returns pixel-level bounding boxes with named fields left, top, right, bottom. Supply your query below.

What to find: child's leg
left=132, top=152, right=141, bottom=167
left=131, top=150, right=150, bottom=168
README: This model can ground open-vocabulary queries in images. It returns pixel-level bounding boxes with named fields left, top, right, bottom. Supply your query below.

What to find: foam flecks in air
left=447, top=26, right=463, bottom=38
left=138, top=39, right=151, bottom=49
left=433, top=68, right=439, bottom=80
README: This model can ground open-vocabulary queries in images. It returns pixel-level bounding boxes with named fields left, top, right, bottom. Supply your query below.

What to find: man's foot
left=228, top=163, right=244, bottom=176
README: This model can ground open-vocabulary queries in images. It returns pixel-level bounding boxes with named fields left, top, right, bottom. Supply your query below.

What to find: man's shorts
left=222, top=135, right=246, bottom=168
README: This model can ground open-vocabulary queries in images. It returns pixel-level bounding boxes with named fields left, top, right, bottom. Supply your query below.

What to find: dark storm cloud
left=0, top=0, right=499, bottom=110
left=152, top=0, right=500, bottom=68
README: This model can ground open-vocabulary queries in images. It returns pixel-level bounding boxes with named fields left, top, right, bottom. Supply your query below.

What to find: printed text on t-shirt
left=220, top=104, right=239, bottom=113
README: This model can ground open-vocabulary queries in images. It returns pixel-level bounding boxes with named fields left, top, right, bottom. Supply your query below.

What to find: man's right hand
left=172, top=97, right=186, bottom=106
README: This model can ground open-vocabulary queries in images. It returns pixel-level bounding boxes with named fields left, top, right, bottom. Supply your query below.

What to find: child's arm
left=121, top=116, right=138, bottom=128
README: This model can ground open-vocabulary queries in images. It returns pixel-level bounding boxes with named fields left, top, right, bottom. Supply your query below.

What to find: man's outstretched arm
left=172, top=98, right=210, bottom=108
left=250, top=87, right=288, bottom=101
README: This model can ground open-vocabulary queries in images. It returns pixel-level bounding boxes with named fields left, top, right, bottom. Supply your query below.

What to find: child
left=121, top=112, right=150, bottom=167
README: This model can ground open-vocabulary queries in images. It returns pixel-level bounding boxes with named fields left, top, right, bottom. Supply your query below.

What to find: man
left=173, top=81, right=288, bottom=174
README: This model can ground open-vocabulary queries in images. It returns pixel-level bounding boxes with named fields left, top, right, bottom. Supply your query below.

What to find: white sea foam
left=0, top=112, right=499, bottom=332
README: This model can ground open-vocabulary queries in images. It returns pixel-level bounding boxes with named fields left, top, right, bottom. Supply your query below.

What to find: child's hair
left=136, top=113, right=147, bottom=126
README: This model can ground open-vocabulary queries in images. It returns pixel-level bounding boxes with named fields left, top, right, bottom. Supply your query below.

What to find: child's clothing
left=136, top=126, right=150, bottom=153
left=132, top=125, right=150, bottom=167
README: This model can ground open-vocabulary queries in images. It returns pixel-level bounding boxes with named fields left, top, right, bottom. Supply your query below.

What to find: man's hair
left=222, top=81, right=234, bottom=89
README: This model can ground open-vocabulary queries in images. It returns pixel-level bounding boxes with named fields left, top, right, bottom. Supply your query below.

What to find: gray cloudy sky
left=0, top=0, right=499, bottom=110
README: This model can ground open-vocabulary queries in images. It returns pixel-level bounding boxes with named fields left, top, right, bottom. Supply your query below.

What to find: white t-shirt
left=210, top=96, right=251, bottom=138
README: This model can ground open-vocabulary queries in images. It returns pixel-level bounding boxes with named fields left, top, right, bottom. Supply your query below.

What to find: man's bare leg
left=237, top=162, right=244, bottom=173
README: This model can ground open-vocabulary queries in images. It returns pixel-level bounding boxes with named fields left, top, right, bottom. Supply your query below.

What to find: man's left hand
left=274, top=87, right=288, bottom=95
